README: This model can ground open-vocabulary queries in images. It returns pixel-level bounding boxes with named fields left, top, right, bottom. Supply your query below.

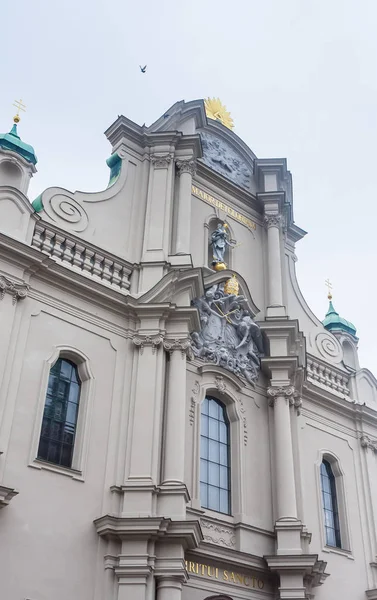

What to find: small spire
left=12, top=98, right=26, bottom=124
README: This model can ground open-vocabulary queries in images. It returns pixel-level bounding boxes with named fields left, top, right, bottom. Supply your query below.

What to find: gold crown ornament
left=224, top=273, right=239, bottom=295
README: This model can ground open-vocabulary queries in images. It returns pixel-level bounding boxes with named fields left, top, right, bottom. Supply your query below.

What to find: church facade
left=0, top=98, right=377, bottom=600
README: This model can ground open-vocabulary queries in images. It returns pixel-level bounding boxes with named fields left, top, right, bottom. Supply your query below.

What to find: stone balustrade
left=307, top=356, right=349, bottom=396
left=32, top=222, right=132, bottom=291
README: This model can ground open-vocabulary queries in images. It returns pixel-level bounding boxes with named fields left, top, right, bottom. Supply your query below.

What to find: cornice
left=94, top=515, right=203, bottom=549
left=188, top=544, right=268, bottom=575
left=303, top=380, right=377, bottom=427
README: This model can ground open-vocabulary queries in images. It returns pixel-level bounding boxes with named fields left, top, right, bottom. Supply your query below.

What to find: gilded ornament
left=213, top=262, right=227, bottom=272
left=204, top=98, right=234, bottom=130
left=224, top=274, right=239, bottom=296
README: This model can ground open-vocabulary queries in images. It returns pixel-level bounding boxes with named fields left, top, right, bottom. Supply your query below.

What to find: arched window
left=320, top=459, right=341, bottom=548
left=37, top=358, right=81, bottom=469
left=200, top=396, right=231, bottom=514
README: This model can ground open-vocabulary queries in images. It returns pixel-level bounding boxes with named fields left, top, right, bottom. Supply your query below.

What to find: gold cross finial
left=12, top=99, right=26, bottom=124
left=325, top=278, right=333, bottom=300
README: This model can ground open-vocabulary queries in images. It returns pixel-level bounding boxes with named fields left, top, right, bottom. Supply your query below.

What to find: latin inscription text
left=185, top=560, right=264, bottom=590
left=191, top=185, right=257, bottom=231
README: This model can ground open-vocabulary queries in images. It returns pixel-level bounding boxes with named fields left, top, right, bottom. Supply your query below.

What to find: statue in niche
left=190, top=278, right=264, bottom=386
left=211, top=223, right=236, bottom=269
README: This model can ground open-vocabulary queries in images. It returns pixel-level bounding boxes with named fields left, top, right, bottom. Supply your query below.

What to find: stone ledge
left=0, top=485, right=19, bottom=508
left=94, top=515, right=203, bottom=550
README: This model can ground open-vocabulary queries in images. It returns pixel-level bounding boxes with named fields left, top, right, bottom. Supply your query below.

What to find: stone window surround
left=314, top=449, right=353, bottom=559
left=190, top=371, right=245, bottom=520
left=28, top=345, right=94, bottom=482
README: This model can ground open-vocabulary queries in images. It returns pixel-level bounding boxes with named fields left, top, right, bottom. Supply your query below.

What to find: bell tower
left=0, top=100, right=37, bottom=195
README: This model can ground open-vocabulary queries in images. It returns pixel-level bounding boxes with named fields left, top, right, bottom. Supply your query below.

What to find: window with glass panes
left=320, top=460, right=341, bottom=548
left=200, top=396, right=230, bottom=514
left=37, top=358, right=81, bottom=468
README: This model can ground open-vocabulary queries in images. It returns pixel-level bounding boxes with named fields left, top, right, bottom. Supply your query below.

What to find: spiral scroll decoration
left=315, top=331, right=343, bottom=363
left=43, top=193, right=89, bottom=232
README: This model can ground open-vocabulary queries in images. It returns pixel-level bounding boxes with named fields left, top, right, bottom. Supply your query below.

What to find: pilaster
left=159, top=337, right=192, bottom=518
left=140, top=151, right=174, bottom=291
left=123, top=331, right=165, bottom=516
left=256, top=160, right=287, bottom=318
left=359, top=435, right=377, bottom=589
left=174, top=158, right=196, bottom=263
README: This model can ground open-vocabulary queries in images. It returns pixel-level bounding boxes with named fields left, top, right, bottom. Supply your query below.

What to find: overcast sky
left=2, top=0, right=376, bottom=374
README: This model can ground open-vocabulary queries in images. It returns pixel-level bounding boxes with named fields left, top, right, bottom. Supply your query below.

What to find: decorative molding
left=176, top=159, right=196, bottom=176
left=360, top=434, right=377, bottom=453
left=151, top=154, right=172, bottom=169
left=267, top=385, right=301, bottom=412
left=163, top=338, right=193, bottom=359
left=263, top=214, right=282, bottom=229
left=0, top=275, right=29, bottom=304
left=237, top=395, right=248, bottom=445
left=200, top=519, right=236, bottom=548
left=190, top=380, right=200, bottom=425
left=132, top=334, right=164, bottom=355
left=215, top=375, right=227, bottom=392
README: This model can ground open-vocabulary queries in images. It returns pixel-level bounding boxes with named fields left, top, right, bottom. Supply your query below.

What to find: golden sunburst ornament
left=204, top=97, right=234, bottom=130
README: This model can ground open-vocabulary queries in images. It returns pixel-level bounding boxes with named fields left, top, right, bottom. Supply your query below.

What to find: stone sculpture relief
left=190, top=282, right=263, bottom=385
left=200, top=131, right=251, bottom=190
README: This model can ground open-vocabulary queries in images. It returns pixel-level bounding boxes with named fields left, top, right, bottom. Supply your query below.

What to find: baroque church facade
left=0, top=98, right=377, bottom=600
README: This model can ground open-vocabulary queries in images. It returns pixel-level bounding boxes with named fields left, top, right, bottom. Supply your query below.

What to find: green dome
left=0, top=123, right=37, bottom=165
left=323, top=299, right=357, bottom=336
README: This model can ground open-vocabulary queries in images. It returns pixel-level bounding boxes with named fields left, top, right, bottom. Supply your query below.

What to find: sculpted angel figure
left=211, top=223, right=236, bottom=264
left=235, top=315, right=264, bottom=364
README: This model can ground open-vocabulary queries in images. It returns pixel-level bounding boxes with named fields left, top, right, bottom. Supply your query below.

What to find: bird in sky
left=139, top=65, right=147, bottom=73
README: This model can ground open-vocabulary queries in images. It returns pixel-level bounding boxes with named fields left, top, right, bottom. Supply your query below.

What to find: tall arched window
left=200, top=396, right=231, bottom=514
left=37, top=358, right=81, bottom=469
left=320, top=459, right=341, bottom=548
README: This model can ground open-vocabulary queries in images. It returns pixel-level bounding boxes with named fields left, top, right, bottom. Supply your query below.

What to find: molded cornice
left=94, top=515, right=203, bottom=549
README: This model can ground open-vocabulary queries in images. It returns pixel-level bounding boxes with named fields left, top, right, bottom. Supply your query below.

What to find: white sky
left=2, top=0, right=376, bottom=374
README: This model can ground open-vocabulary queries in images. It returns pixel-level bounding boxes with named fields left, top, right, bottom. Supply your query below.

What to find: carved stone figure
left=191, top=282, right=263, bottom=385
left=200, top=131, right=252, bottom=190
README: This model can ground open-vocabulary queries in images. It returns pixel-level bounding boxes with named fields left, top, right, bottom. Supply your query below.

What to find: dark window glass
left=320, top=460, right=341, bottom=548
left=200, top=396, right=230, bottom=514
left=37, top=358, right=81, bottom=468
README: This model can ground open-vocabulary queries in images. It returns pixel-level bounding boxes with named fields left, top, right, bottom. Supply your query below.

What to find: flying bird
left=139, top=65, right=147, bottom=73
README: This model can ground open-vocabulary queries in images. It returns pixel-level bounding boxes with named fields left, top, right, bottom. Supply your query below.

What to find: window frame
left=29, top=346, right=94, bottom=481
left=320, top=459, right=341, bottom=548
left=190, top=373, right=245, bottom=521
left=200, top=395, right=231, bottom=515
left=315, top=451, right=351, bottom=556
